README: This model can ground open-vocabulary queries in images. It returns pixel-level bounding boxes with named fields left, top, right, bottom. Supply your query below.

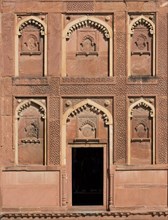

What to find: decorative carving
left=1, top=210, right=168, bottom=219
left=77, top=35, right=98, bottom=56
left=78, top=117, right=97, bottom=139
left=135, top=122, right=148, bottom=138
left=17, top=100, right=45, bottom=119
left=129, top=98, right=155, bottom=164
left=130, top=16, right=154, bottom=35
left=104, top=100, right=110, bottom=107
left=16, top=99, right=46, bottom=165
left=19, top=18, right=45, bottom=36
left=65, top=100, right=72, bottom=107
left=21, top=119, right=40, bottom=144
left=17, top=16, right=47, bottom=76
left=66, top=19, right=110, bottom=40
left=21, top=32, right=41, bottom=55
left=67, top=104, right=109, bottom=125
left=129, top=14, right=155, bottom=76
left=66, top=1, right=94, bottom=12
left=130, top=99, right=154, bottom=117
left=135, top=34, right=147, bottom=50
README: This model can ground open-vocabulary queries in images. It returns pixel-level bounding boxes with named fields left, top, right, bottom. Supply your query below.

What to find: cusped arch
left=63, top=16, right=112, bottom=40
left=129, top=98, right=155, bottom=117
left=63, top=99, right=113, bottom=125
left=129, top=15, right=155, bottom=35
left=15, top=99, right=46, bottom=119
left=17, top=16, right=47, bottom=36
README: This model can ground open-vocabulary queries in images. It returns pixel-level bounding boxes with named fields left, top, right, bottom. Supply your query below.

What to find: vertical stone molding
left=15, top=99, right=46, bottom=165
left=128, top=14, right=155, bottom=77
left=128, top=98, right=155, bottom=165
left=62, top=16, right=113, bottom=77
left=15, top=16, right=47, bottom=77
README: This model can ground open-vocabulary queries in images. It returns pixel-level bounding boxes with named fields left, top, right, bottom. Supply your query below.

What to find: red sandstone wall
left=0, top=0, right=167, bottom=218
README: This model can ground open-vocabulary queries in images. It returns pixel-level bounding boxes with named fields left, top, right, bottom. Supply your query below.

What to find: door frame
left=67, top=143, right=108, bottom=210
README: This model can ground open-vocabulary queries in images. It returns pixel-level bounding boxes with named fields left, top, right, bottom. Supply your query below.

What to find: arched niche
left=15, top=99, right=46, bottom=165
left=128, top=98, right=155, bottom=165
left=15, top=16, right=47, bottom=77
left=61, top=99, right=113, bottom=208
left=128, top=15, right=155, bottom=77
left=62, top=16, right=113, bottom=77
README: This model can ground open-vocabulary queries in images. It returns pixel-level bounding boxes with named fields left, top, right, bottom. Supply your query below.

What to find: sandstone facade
left=0, top=0, right=168, bottom=219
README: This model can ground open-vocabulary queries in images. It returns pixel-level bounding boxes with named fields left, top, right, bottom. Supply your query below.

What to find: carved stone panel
left=17, top=99, right=46, bottom=165
left=18, top=17, right=45, bottom=76
left=66, top=16, right=110, bottom=77
left=21, top=29, right=41, bottom=55
left=78, top=116, right=97, bottom=139
left=66, top=101, right=109, bottom=142
left=129, top=98, right=155, bottom=164
left=129, top=14, right=155, bottom=76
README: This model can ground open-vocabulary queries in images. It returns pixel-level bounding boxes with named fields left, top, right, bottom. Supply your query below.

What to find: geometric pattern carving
left=49, top=121, right=60, bottom=165
left=66, top=1, right=94, bottom=12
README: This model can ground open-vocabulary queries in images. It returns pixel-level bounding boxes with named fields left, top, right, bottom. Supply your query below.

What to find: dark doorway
left=72, top=147, right=103, bottom=206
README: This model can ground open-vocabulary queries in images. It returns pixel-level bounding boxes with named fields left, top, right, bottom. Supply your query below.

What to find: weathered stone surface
left=0, top=0, right=167, bottom=219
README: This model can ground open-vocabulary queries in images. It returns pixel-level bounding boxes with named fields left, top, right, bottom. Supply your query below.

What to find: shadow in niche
left=72, top=147, right=103, bottom=206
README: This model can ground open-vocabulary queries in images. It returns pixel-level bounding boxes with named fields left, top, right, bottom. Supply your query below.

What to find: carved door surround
left=67, top=144, right=107, bottom=209
left=15, top=99, right=46, bottom=165
left=15, top=16, right=47, bottom=76
left=128, top=98, right=155, bottom=165
left=128, top=14, right=155, bottom=77
left=62, top=16, right=113, bottom=77
left=61, top=99, right=114, bottom=210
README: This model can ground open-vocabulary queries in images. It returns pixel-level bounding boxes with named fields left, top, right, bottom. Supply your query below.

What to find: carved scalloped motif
left=66, top=19, right=110, bottom=40
left=130, top=101, right=154, bottom=117
left=17, top=100, right=45, bottom=119
left=67, top=104, right=109, bottom=124
left=131, top=18, right=154, bottom=35
left=19, top=19, right=45, bottom=35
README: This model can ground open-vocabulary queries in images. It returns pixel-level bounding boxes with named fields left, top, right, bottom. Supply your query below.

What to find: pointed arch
left=62, top=16, right=113, bottom=77
left=63, top=16, right=112, bottom=40
left=17, top=16, right=47, bottom=36
left=15, top=99, right=46, bottom=119
left=14, top=99, right=47, bottom=165
left=15, top=16, right=47, bottom=76
left=129, top=15, right=155, bottom=35
left=129, top=98, right=155, bottom=117
left=63, top=99, right=112, bottom=125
